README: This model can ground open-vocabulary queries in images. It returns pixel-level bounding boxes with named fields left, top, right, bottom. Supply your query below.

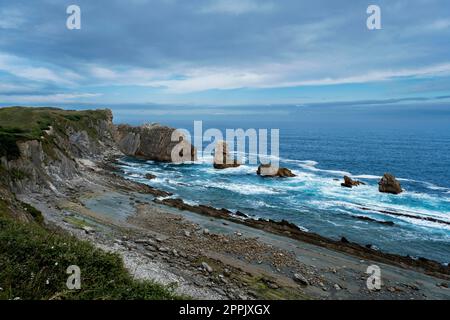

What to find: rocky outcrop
left=213, top=141, right=240, bottom=169
left=115, top=124, right=196, bottom=163
left=341, top=176, right=365, bottom=188
left=0, top=107, right=117, bottom=222
left=378, top=173, right=403, bottom=194
left=0, top=108, right=117, bottom=195
left=256, top=164, right=296, bottom=178
left=144, top=173, right=156, bottom=180
left=153, top=197, right=450, bottom=277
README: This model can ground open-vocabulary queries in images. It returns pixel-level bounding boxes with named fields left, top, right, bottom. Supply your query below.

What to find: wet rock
left=257, top=164, right=296, bottom=178
left=378, top=173, right=403, bottom=194
left=352, top=215, right=395, bottom=226
left=340, top=237, right=350, bottom=243
left=341, top=176, right=365, bottom=188
left=235, top=211, right=249, bottom=218
left=144, top=173, right=156, bottom=180
left=293, top=273, right=309, bottom=286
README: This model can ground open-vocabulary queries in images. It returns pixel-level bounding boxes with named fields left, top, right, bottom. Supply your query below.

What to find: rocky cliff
left=0, top=107, right=118, bottom=220
left=115, top=123, right=197, bottom=162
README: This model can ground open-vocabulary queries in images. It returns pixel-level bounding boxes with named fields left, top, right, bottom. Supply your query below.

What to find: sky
left=0, top=0, right=449, bottom=107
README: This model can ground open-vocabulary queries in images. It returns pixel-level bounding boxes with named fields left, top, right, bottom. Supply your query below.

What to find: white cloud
left=0, top=8, right=25, bottom=29
left=0, top=93, right=102, bottom=104
left=200, top=0, right=275, bottom=15
left=88, top=65, right=162, bottom=84
left=139, top=63, right=450, bottom=93
left=0, top=82, right=38, bottom=94
left=0, top=53, right=83, bottom=85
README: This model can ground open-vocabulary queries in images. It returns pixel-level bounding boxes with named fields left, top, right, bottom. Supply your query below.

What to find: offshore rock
left=378, top=173, right=402, bottom=195
left=213, top=141, right=240, bottom=169
left=257, top=164, right=296, bottom=177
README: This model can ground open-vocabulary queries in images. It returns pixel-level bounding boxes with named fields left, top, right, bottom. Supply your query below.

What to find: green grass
left=0, top=106, right=111, bottom=160
left=9, top=168, right=29, bottom=181
left=0, top=199, right=9, bottom=218
left=0, top=215, right=181, bottom=300
left=19, top=202, right=44, bottom=224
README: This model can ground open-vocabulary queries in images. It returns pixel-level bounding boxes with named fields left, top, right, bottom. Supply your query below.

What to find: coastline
left=110, top=156, right=450, bottom=279
left=19, top=153, right=449, bottom=299
left=2, top=106, right=447, bottom=299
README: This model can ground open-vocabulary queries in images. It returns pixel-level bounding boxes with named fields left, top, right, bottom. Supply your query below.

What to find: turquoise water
left=114, top=104, right=450, bottom=263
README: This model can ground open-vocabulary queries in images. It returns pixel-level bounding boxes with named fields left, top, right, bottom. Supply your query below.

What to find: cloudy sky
left=0, top=0, right=449, bottom=106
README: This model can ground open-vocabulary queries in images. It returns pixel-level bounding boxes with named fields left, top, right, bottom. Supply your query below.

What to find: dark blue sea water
left=112, top=103, right=450, bottom=263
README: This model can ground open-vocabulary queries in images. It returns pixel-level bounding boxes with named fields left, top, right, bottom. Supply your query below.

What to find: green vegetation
left=19, top=202, right=44, bottom=224
left=0, top=215, right=180, bottom=300
left=0, top=199, right=9, bottom=218
left=9, top=168, right=29, bottom=181
left=0, top=106, right=111, bottom=160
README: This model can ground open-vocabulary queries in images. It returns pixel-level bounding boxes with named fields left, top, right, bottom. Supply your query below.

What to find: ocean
left=111, top=103, right=450, bottom=263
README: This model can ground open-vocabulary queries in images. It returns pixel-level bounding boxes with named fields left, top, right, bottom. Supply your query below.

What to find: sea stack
left=213, top=141, right=240, bottom=169
left=257, top=164, right=296, bottom=178
left=378, top=173, right=403, bottom=194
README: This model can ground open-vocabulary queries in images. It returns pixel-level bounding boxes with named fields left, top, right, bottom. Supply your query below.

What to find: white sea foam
left=118, top=157, right=450, bottom=233
left=295, top=161, right=352, bottom=177
left=352, top=174, right=381, bottom=180
left=204, top=181, right=279, bottom=195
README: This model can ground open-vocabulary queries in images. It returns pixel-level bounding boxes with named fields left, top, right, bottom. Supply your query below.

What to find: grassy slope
left=0, top=106, right=110, bottom=160
left=0, top=107, right=181, bottom=300
left=0, top=214, right=180, bottom=300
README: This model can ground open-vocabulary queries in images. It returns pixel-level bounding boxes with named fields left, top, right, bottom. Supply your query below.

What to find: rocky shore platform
left=21, top=156, right=450, bottom=300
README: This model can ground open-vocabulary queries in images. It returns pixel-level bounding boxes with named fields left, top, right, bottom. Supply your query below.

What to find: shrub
left=0, top=216, right=180, bottom=300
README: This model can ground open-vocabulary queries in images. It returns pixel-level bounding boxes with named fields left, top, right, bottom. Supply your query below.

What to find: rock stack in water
left=378, top=173, right=403, bottom=194
left=114, top=123, right=197, bottom=162
left=256, top=164, right=296, bottom=178
left=213, top=141, right=240, bottom=169
left=341, top=176, right=365, bottom=188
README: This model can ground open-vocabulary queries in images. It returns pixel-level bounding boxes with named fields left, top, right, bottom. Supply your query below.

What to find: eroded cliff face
left=115, top=123, right=197, bottom=162
left=0, top=108, right=117, bottom=196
